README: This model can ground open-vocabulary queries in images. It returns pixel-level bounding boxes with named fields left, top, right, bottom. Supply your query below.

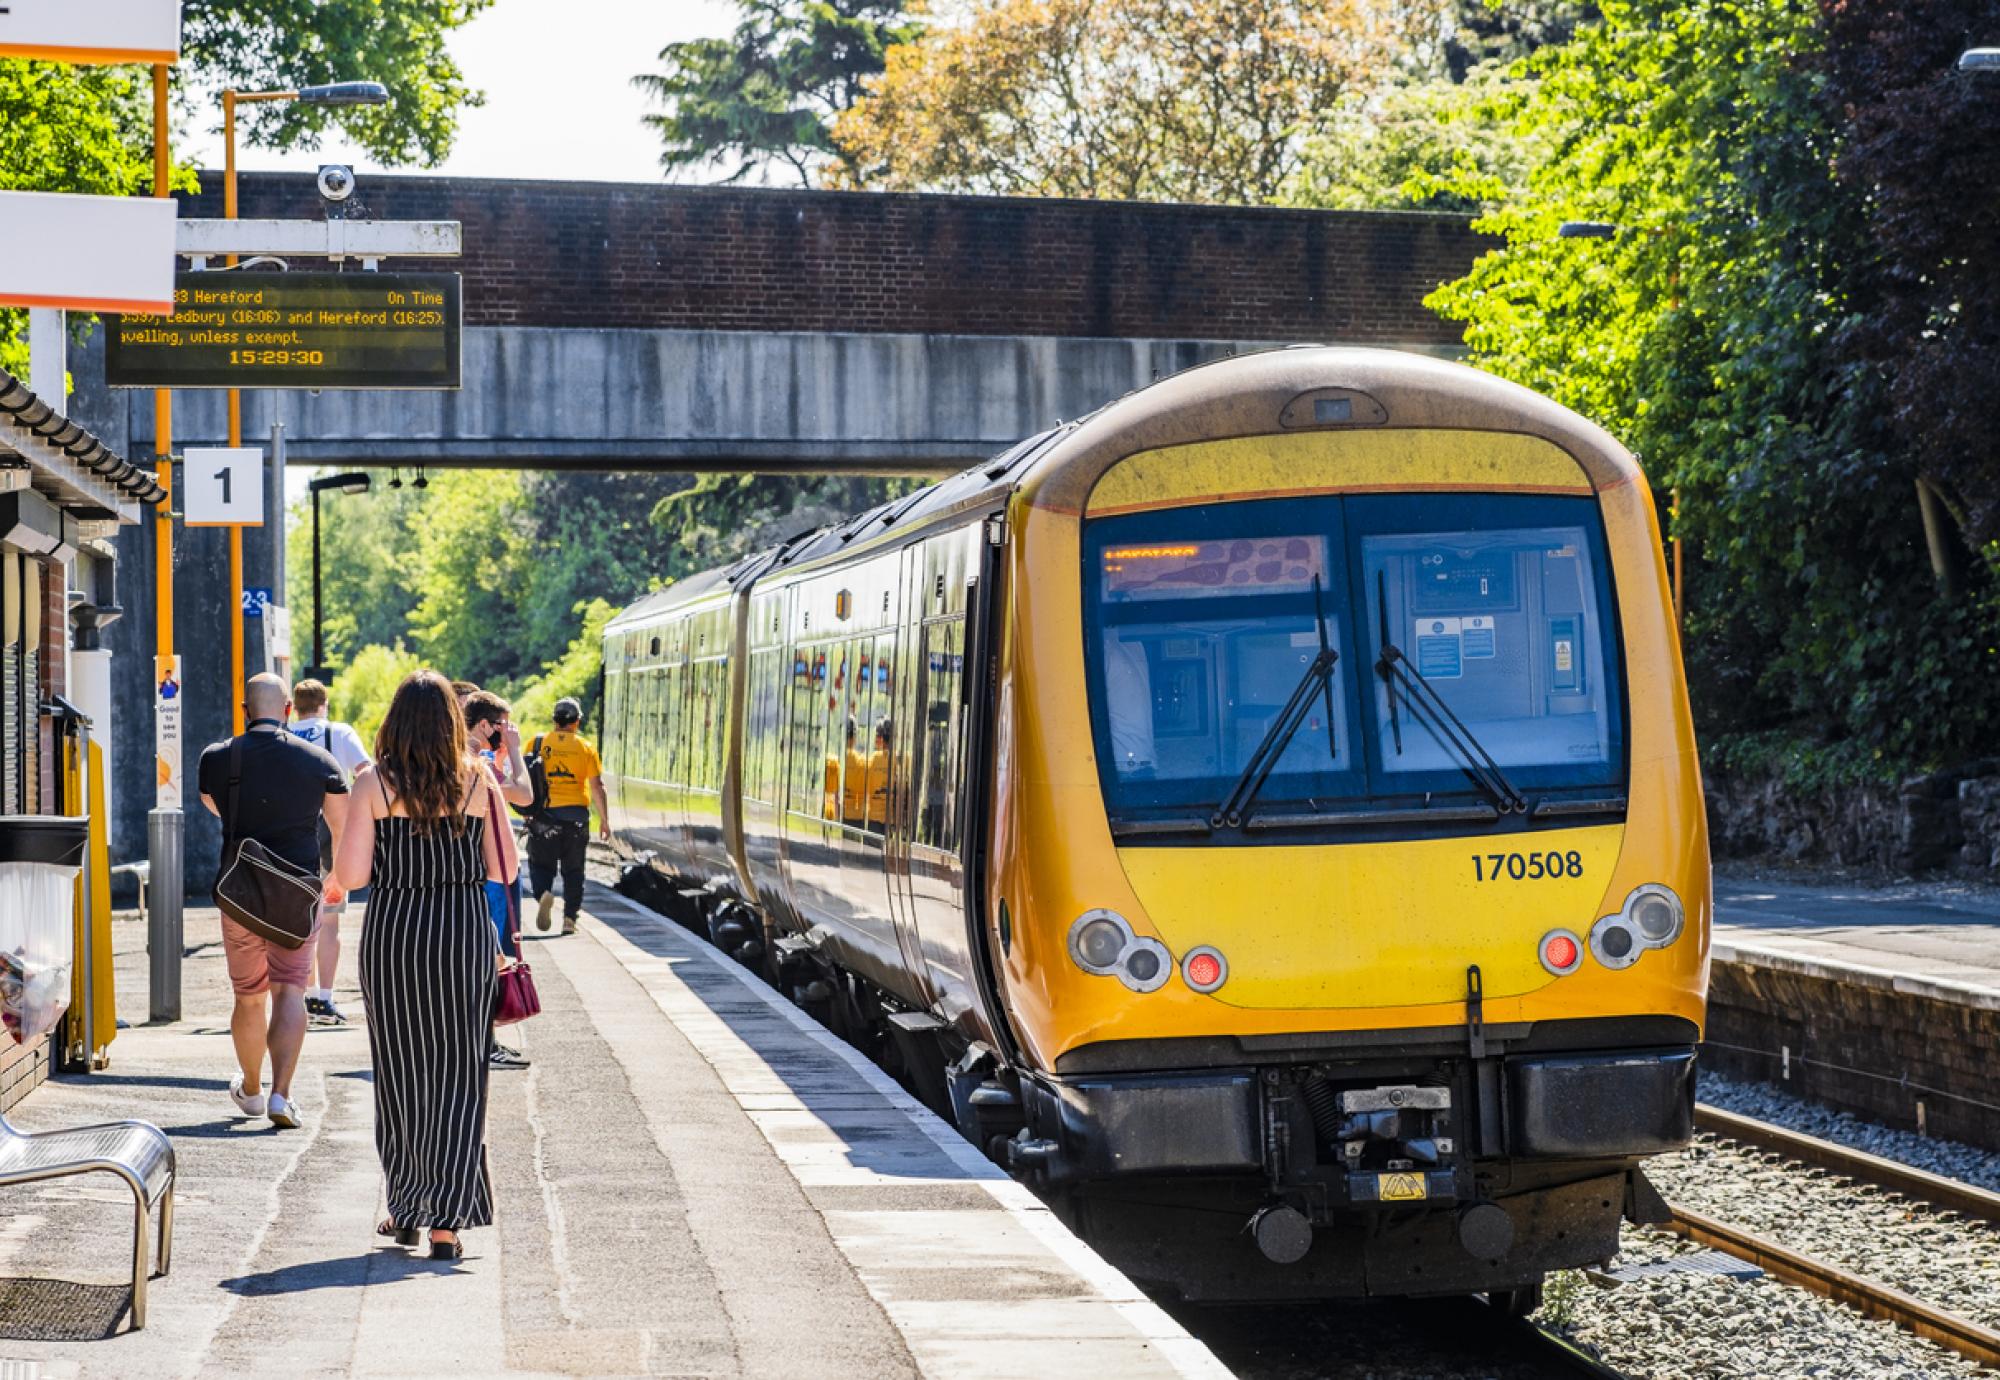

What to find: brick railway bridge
left=65, top=172, right=1485, bottom=884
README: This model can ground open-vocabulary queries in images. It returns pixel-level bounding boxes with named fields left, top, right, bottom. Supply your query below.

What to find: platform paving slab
left=0, top=893, right=1224, bottom=1379
left=1714, top=867, right=2000, bottom=999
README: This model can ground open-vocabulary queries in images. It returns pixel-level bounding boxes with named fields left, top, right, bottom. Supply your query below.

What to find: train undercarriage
left=618, top=862, right=1695, bottom=1307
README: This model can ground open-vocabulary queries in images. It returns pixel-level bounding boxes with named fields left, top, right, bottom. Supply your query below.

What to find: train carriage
left=602, top=347, right=1709, bottom=1305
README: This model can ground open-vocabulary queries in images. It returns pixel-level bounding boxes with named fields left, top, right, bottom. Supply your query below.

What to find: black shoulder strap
left=532, top=735, right=543, bottom=756
left=226, top=734, right=245, bottom=838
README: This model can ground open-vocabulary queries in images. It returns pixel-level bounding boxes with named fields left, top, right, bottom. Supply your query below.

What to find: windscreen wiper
left=1373, top=636, right=1528, bottom=814
left=1210, top=576, right=1339, bottom=828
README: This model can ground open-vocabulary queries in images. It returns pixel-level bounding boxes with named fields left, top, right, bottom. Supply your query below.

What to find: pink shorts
left=221, top=915, right=317, bottom=996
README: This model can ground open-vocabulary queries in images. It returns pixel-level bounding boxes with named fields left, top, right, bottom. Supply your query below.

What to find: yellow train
left=601, top=347, right=1709, bottom=1306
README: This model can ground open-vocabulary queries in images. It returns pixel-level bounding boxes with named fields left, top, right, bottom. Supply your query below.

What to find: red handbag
left=488, top=790, right=541, bottom=1027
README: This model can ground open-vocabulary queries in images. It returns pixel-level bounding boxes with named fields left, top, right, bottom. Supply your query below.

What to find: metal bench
left=0, top=1110, right=175, bottom=1328
left=110, top=858, right=150, bottom=924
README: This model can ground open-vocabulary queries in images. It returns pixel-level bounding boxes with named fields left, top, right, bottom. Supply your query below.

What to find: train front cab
left=988, top=355, right=1710, bottom=1302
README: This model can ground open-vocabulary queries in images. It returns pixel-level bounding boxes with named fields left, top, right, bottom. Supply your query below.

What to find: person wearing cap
left=528, top=697, right=609, bottom=935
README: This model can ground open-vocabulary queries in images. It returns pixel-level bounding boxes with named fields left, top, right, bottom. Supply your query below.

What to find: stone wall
left=1706, top=761, right=2000, bottom=876
left=187, top=172, right=1487, bottom=347
left=1703, top=950, right=2000, bottom=1150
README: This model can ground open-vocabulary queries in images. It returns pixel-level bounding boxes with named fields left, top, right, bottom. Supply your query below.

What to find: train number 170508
left=1472, top=850, right=1585, bottom=882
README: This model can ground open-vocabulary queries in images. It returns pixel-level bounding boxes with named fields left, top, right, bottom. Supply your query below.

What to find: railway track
left=1664, top=1103, right=2000, bottom=1370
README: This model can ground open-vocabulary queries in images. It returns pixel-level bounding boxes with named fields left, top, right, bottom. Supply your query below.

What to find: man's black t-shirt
left=197, top=723, right=348, bottom=874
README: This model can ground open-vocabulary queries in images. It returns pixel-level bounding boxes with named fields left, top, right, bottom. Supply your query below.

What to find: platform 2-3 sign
left=104, top=271, right=461, bottom=390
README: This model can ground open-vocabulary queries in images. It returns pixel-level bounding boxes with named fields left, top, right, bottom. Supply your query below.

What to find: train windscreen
left=1083, top=493, right=1626, bottom=825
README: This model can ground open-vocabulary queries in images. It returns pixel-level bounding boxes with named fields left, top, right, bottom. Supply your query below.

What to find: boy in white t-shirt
left=288, top=678, right=371, bottom=1026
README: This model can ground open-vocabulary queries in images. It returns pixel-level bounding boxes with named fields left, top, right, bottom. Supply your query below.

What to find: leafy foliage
left=1425, top=0, right=2000, bottom=768
left=179, top=0, right=492, bottom=166
left=648, top=472, right=915, bottom=579
left=1818, top=0, right=2000, bottom=547
left=832, top=0, right=1434, bottom=202
left=1283, top=60, right=1552, bottom=213
left=636, top=0, right=915, bottom=186
left=510, top=599, right=617, bottom=733
left=326, top=642, right=424, bottom=750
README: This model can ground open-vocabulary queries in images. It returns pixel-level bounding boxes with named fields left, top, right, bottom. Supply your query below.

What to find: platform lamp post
left=1556, top=218, right=1687, bottom=631
left=221, top=80, right=389, bottom=730
left=306, top=472, right=371, bottom=683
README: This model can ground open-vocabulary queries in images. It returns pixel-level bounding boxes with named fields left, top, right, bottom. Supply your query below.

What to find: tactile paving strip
left=0, top=1277, right=129, bottom=1342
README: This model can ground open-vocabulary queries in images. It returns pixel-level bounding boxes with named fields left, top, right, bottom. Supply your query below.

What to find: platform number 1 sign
left=183, top=447, right=264, bottom=527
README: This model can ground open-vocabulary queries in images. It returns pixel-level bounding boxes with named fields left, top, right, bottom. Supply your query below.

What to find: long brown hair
left=375, top=670, right=469, bottom=832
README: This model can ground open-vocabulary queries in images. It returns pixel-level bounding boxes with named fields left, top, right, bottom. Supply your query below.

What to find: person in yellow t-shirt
left=840, top=717, right=872, bottom=829
left=865, top=718, right=893, bottom=832
left=528, top=697, right=610, bottom=936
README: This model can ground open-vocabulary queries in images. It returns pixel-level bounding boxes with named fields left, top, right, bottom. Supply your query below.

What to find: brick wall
left=1703, top=956, right=2000, bottom=1150
left=0, top=1033, right=50, bottom=1113
left=187, top=173, right=1488, bottom=346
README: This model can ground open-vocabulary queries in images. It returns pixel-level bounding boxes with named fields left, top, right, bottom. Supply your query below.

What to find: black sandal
left=429, top=1230, right=464, bottom=1261
left=376, top=1219, right=421, bottom=1248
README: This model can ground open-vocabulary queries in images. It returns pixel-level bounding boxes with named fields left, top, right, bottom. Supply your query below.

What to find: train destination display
left=105, top=271, right=461, bottom=389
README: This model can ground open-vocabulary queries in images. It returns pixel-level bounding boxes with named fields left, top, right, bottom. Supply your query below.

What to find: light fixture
left=296, top=81, right=392, bottom=107
left=1539, top=930, right=1583, bottom=976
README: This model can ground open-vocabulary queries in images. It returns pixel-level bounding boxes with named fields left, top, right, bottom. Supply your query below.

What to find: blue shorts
left=486, top=879, right=518, bottom=959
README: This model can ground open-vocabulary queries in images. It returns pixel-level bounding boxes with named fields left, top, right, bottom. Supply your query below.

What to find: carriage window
left=1086, top=511, right=1360, bottom=814
left=916, top=620, right=965, bottom=851
left=1358, top=505, right=1622, bottom=791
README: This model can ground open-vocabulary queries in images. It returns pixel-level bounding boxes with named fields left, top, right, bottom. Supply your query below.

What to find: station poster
left=154, top=655, right=181, bottom=811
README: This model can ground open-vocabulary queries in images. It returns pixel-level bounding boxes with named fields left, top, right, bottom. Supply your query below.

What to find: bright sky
left=182, top=0, right=740, bottom=184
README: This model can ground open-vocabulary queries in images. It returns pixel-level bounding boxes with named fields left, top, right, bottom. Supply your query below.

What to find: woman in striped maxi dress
left=334, top=670, right=507, bottom=1260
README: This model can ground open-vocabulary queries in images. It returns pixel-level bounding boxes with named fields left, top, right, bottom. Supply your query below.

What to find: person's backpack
left=512, top=734, right=552, bottom=820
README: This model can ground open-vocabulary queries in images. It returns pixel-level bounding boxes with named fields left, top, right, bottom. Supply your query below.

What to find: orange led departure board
left=104, top=271, right=461, bottom=389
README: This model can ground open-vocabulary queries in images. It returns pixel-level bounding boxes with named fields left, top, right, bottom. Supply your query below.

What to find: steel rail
left=1695, top=1102, right=2000, bottom=1226
left=1662, top=1206, right=2000, bottom=1369
left=1508, top=1317, right=1632, bottom=1379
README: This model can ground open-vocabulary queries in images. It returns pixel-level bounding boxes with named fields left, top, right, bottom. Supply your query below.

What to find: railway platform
left=1706, top=867, right=2000, bottom=1153
left=0, top=889, right=1224, bottom=1379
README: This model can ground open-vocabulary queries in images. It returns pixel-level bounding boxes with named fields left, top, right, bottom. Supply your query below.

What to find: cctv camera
left=316, top=164, right=356, bottom=203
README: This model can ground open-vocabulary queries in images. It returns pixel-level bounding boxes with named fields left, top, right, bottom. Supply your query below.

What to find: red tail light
left=1540, top=930, right=1582, bottom=975
left=1183, top=946, right=1228, bottom=993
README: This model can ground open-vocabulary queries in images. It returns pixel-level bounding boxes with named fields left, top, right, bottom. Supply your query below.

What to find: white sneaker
left=229, top=1073, right=267, bottom=1118
left=267, top=1091, right=301, bottom=1130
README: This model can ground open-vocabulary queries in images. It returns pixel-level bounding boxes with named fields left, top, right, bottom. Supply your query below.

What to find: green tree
left=511, top=599, right=617, bottom=733
left=636, top=0, right=915, bottom=186
left=832, top=0, right=1424, bottom=202
left=285, top=480, right=428, bottom=673
left=180, top=0, right=492, bottom=165
left=1426, top=0, right=2000, bottom=767
left=1284, top=61, right=1552, bottom=213
left=649, top=473, right=916, bottom=581
left=327, top=642, right=425, bottom=748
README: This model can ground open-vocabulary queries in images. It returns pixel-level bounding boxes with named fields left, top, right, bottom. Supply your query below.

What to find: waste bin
left=0, top=816, right=87, bottom=1046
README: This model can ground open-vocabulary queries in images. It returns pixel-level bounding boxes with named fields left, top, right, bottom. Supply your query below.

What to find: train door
left=884, top=546, right=932, bottom=1001
left=909, top=534, right=975, bottom=1025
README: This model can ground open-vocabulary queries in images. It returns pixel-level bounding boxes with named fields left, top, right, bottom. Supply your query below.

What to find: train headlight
left=1589, top=884, right=1686, bottom=969
left=1590, top=916, right=1640, bottom=968
left=1069, top=911, right=1130, bottom=974
left=1067, top=911, right=1173, bottom=992
left=1118, top=938, right=1172, bottom=993
left=1628, top=885, right=1684, bottom=944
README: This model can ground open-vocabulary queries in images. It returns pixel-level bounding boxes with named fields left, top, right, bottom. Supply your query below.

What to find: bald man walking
left=198, top=674, right=350, bottom=1129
